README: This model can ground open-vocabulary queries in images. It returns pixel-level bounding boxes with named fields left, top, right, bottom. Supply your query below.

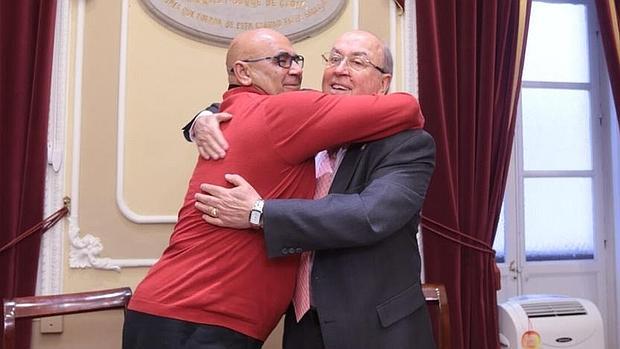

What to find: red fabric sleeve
left=262, top=90, right=425, bottom=164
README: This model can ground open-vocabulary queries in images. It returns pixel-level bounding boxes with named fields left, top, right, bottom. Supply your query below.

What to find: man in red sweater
left=122, top=29, right=424, bottom=349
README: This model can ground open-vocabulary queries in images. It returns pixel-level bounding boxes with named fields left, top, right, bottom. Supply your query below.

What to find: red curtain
left=416, top=1, right=531, bottom=348
left=0, top=1, right=58, bottom=348
left=595, top=0, right=620, bottom=126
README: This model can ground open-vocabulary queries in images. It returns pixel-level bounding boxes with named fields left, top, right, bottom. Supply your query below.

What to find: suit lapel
left=330, top=143, right=366, bottom=192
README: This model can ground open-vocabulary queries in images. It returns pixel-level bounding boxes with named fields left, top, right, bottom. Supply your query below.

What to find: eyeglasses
left=242, top=52, right=305, bottom=69
left=321, top=52, right=386, bottom=74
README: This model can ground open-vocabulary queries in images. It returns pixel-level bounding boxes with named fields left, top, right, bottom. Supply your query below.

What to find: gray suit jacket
left=263, top=129, right=436, bottom=349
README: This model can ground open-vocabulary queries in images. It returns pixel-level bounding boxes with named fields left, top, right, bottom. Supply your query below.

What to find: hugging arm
left=196, top=130, right=436, bottom=257
left=262, top=130, right=435, bottom=257
left=181, top=103, right=231, bottom=159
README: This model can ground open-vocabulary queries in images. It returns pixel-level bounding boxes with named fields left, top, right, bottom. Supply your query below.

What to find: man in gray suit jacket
left=188, top=30, right=436, bottom=349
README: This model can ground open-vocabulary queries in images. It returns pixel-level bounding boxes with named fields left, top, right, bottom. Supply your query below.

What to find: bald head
left=226, top=29, right=288, bottom=71
left=334, top=30, right=391, bottom=74
left=322, top=30, right=393, bottom=96
left=225, top=29, right=303, bottom=94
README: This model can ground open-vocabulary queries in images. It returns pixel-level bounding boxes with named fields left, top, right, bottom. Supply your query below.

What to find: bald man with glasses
left=123, top=29, right=425, bottom=349
left=187, top=30, right=436, bottom=349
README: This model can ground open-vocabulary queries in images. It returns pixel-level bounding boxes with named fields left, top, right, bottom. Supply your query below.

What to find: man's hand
left=193, top=112, right=232, bottom=160
left=195, top=174, right=262, bottom=229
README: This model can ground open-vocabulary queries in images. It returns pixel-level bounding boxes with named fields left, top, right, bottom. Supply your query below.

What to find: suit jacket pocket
left=376, top=283, right=426, bottom=328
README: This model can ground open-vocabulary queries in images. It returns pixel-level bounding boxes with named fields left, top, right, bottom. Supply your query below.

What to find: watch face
left=250, top=211, right=261, bottom=224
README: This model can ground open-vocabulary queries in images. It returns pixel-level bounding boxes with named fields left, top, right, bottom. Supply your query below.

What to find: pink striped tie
left=293, top=150, right=338, bottom=322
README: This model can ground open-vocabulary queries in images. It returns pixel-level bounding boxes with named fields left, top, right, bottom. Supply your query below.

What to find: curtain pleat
left=415, top=1, right=531, bottom=348
left=595, top=0, right=620, bottom=127
left=0, top=1, right=58, bottom=348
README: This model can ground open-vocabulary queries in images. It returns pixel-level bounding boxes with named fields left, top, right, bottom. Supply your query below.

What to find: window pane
left=493, top=203, right=505, bottom=263
left=524, top=178, right=594, bottom=261
left=522, top=2, right=589, bottom=83
left=522, top=88, right=592, bottom=171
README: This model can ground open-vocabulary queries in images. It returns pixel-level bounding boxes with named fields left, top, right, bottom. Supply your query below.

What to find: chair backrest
left=2, top=287, right=132, bottom=349
left=422, top=283, right=451, bottom=349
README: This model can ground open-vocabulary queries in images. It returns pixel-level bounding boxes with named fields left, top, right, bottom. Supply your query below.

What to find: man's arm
left=197, top=130, right=435, bottom=257
left=181, top=103, right=232, bottom=159
left=262, top=130, right=435, bottom=257
left=182, top=103, right=220, bottom=141
left=195, top=174, right=261, bottom=229
left=260, top=91, right=424, bottom=164
left=186, top=92, right=424, bottom=162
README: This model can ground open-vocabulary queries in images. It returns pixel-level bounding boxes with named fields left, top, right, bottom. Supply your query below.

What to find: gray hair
left=380, top=43, right=393, bottom=93
left=381, top=44, right=394, bottom=75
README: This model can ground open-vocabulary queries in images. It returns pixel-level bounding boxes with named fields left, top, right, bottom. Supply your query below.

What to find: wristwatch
left=249, top=199, right=264, bottom=229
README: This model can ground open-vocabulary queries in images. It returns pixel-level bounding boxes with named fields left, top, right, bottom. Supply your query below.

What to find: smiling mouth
left=329, top=83, right=351, bottom=93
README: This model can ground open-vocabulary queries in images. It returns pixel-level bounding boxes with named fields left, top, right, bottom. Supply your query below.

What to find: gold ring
left=211, top=207, right=218, bottom=218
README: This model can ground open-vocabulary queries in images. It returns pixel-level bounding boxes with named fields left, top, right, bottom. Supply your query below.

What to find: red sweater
left=128, top=86, right=424, bottom=340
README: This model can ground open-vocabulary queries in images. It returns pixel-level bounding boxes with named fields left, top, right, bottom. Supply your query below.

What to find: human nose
left=288, top=60, right=303, bottom=75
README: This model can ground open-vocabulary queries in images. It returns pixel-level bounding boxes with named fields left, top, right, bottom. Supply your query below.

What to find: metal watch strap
left=249, top=199, right=264, bottom=228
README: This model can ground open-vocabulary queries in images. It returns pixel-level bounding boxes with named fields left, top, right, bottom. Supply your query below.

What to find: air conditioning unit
left=498, top=294, right=604, bottom=348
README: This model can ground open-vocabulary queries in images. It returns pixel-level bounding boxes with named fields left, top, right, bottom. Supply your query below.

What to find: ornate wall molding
left=389, top=0, right=397, bottom=92
left=114, top=0, right=359, bottom=224
left=38, top=0, right=71, bottom=296
left=351, top=0, right=358, bottom=29
left=116, top=0, right=178, bottom=224
left=66, top=0, right=159, bottom=270
left=403, top=0, right=423, bottom=282
left=403, top=0, right=418, bottom=96
left=114, top=0, right=356, bottom=224
left=68, top=217, right=157, bottom=271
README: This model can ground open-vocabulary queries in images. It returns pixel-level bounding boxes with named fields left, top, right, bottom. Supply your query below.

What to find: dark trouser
left=282, top=307, right=325, bottom=349
left=123, top=310, right=263, bottom=349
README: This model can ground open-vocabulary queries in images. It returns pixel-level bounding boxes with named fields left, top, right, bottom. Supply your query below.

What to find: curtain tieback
left=420, top=215, right=495, bottom=255
left=0, top=197, right=70, bottom=255
left=421, top=215, right=501, bottom=290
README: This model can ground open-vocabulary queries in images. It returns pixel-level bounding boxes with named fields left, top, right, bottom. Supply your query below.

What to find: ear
left=380, top=73, right=392, bottom=94
left=232, top=62, right=253, bottom=86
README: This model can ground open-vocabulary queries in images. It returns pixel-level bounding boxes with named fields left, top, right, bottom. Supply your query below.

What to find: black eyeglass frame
left=321, top=52, right=387, bottom=74
left=241, top=52, right=305, bottom=69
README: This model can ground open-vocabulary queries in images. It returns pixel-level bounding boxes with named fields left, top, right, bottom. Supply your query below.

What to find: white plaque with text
left=141, top=0, right=347, bottom=45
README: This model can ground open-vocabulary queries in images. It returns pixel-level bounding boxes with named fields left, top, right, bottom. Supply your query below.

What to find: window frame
left=496, top=0, right=610, bottom=264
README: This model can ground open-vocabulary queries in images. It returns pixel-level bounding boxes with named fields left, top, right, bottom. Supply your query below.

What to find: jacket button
left=295, top=248, right=303, bottom=253
left=288, top=248, right=296, bottom=254
left=281, top=248, right=288, bottom=255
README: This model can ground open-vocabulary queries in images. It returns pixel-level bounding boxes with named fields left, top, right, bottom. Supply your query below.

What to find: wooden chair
left=2, top=287, right=132, bottom=349
left=422, top=283, right=451, bottom=349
